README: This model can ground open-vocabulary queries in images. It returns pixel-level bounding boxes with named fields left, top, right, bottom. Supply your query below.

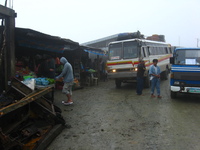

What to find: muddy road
left=47, top=78, right=200, bottom=150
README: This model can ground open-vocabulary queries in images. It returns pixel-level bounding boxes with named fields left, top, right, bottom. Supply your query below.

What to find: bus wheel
left=170, top=91, right=177, bottom=99
left=161, top=68, right=168, bottom=80
left=144, top=74, right=150, bottom=88
left=115, top=79, right=121, bottom=88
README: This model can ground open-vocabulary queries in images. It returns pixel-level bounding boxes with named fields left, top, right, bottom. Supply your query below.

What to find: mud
left=47, top=78, right=200, bottom=150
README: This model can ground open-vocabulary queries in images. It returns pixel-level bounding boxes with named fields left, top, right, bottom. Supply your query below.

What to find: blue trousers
left=136, top=77, right=144, bottom=95
left=150, top=77, right=160, bottom=96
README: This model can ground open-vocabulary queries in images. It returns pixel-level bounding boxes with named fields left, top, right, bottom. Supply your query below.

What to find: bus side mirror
left=170, top=57, right=174, bottom=64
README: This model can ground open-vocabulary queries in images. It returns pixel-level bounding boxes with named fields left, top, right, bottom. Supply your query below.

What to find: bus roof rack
left=117, top=30, right=144, bottom=41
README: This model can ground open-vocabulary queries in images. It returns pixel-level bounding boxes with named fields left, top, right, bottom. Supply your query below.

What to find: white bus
left=106, top=38, right=172, bottom=88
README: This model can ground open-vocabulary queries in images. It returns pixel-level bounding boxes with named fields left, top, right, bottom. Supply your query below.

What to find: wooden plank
left=0, top=5, right=16, bottom=17
left=0, top=87, right=53, bottom=117
left=35, top=124, right=65, bottom=150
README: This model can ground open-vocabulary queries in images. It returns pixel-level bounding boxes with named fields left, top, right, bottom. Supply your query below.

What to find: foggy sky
left=1, top=0, right=200, bottom=47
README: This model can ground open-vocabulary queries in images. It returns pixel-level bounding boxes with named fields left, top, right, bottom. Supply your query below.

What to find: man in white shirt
left=149, top=59, right=162, bottom=98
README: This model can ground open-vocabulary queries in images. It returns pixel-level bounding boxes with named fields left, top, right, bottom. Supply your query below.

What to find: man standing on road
left=55, top=57, right=74, bottom=105
left=149, top=59, right=162, bottom=98
left=136, top=59, right=146, bottom=95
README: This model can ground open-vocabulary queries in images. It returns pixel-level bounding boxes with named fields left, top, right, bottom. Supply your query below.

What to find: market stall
left=13, top=27, right=82, bottom=95
left=0, top=26, right=80, bottom=149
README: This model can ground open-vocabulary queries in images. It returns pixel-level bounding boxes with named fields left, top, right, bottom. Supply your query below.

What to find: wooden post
left=0, top=5, right=16, bottom=90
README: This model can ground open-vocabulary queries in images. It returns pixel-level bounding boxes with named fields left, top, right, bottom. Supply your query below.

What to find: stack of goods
left=35, top=78, right=55, bottom=86
left=23, top=76, right=55, bottom=88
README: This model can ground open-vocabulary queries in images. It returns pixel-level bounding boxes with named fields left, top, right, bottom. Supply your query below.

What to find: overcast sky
left=1, top=0, right=200, bottom=47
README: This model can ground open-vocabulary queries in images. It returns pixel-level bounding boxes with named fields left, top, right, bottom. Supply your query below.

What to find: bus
left=170, top=48, right=200, bottom=98
left=106, top=38, right=172, bottom=88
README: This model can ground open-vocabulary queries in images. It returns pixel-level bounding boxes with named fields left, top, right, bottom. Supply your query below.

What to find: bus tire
left=144, top=74, right=150, bottom=88
left=170, top=91, right=177, bottom=99
left=161, top=68, right=169, bottom=80
left=115, top=79, right=121, bottom=88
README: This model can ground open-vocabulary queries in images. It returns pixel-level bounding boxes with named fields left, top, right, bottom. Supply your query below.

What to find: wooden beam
left=0, top=4, right=16, bottom=90
left=0, top=5, right=16, bottom=17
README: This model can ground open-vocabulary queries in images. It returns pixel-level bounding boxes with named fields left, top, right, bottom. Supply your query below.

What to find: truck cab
left=170, top=48, right=200, bottom=98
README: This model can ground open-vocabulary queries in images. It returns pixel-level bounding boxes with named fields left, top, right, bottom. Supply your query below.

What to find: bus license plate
left=188, top=88, right=200, bottom=93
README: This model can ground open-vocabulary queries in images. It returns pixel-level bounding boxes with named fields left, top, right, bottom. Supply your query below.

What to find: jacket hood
left=60, top=57, right=68, bottom=64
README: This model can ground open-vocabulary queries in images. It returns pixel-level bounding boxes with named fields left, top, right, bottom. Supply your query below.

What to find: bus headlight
left=112, top=69, right=116, bottom=73
left=135, top=68, right=138, bottom=71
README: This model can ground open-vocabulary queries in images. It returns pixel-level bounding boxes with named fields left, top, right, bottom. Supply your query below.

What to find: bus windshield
left=175, top=50, right=200, bottom=65
left=109, top=41, right=138, bottom=60
left=123, top=41, right=138, bottom=59
left=109, top=43, right=122, bottom=60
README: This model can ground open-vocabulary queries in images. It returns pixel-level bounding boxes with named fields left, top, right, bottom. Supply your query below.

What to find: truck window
left=175, top=49, right=200, bottom=65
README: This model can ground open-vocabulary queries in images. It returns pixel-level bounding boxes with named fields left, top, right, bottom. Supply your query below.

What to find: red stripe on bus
left=107, top=61, right=132, bottom=66
left=107, top=54, right=172, bottom=67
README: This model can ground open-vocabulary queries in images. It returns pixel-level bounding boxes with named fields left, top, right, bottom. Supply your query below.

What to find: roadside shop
left=13, top=28, right=106, bottom=90
left=0, top=27, right=105, bottom=149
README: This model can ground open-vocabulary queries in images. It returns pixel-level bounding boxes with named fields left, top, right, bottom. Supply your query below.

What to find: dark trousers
left=136, top=77, right=144, bottom=95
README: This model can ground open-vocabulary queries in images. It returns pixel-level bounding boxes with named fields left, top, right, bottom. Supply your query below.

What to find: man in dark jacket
left=55, top=57, right=74, bottom=105
left=37, top=55, right=55, bottom=79
left=136, top=59, right=146, bottom=95
left=46, top=56, right=55, bottom=79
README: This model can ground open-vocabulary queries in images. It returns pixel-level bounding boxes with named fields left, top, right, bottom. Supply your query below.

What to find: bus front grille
left=174, top=72, right=200, bottom=81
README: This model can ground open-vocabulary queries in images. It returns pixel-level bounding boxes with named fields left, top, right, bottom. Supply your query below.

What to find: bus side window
left=147, top=47, right=151, bottom=55
left=144, top=47, right=149, bottom=57
left=169, top=47, right=172, bottom=54
left=151, top=47, right=155, bottom=55
left=141, top=47, right=145, bottom=58
left=165, top=47, right=168, bottom=54
left=160, top=47, right=165, bottom=54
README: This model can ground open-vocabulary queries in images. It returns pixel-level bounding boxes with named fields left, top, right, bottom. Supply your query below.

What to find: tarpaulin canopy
left=15, top=28, right=79, bottom=53
left=80, top=45, right=106, bottom=56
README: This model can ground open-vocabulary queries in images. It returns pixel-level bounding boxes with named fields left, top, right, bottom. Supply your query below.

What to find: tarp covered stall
left=80, top=45, right=106, bottom=56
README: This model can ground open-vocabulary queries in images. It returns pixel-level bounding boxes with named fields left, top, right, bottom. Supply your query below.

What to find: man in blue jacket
left=149, top=59, right=162, bottom=98
left=56, top=57, right=74, bottom=105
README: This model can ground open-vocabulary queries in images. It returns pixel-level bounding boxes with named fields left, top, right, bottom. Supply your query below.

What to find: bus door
left=141, top=46, right=150, bottom=65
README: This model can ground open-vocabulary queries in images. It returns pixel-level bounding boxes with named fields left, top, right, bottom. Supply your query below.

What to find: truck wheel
left=115, top=79, right=121, bottom=88
left=144, top=74, right=150, bottom=88
left=170, top=91, right=177, bottom=99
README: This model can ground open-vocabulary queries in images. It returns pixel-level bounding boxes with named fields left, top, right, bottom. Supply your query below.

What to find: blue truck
left=170, top=48, right=200, bottom=98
